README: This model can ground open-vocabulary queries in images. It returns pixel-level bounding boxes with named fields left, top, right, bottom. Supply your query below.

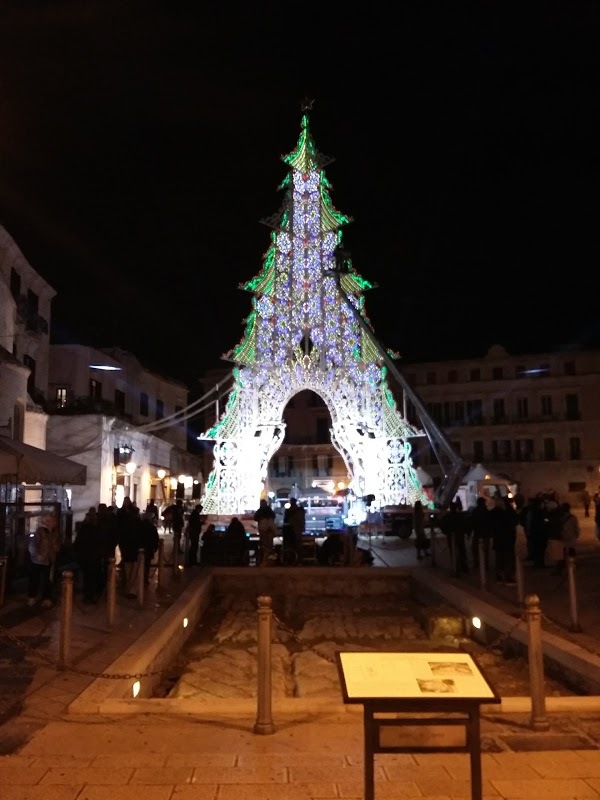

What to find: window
left=55, top=387, right=68, bottom=408
left=565, top=393, right=580, bottom=421
left=470, top=368, right=481, bottom=381
left=473, top=440, right=484, bottom=461
left=540, top=395, right=552, bottom=416
left=543, top=438, right=556, bottom=460
left=156, top=399, right=164, bottom=420
left=406, top=373, right=416, bottom=386
left=492, top=367, right=503, bottom=380
left=447, top=370, right=458, bottom=383
left=89, top=378, right=101, bottom=401
left=27, top=289, right=39, bottom=316
left=23, top=354, right=36, bottom=396
left=569, top=437, right=581, bottom=460
left=426, top=371, right=437, bottom=385
left=115, top=389, right=125, bottom=413
left=564, top=361, right=576, bottom=376
left=443, top=402, right=452, bottom=426
left=493, top=398, right=505, bottom=422
left=515, top=439, right=534, bottom=461
left=516, top=397, right=529, bottom=419
left=10, top=267, right=20, bottom=298
left=140, top=392, right=149, bottom=417
left=466, top=399, right=482, bottom=425
left=454, top=401, right=465, bottom=425
left=491, top=440, right=511, bottom=461
left=428, top=402, right=442, bottom=424
left=317, top=454, right=330, bottom=476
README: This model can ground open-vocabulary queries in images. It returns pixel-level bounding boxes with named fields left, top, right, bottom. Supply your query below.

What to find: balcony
left=15, top=297, right=49, bottom=335
left=47, top=396, right=133, bottom=422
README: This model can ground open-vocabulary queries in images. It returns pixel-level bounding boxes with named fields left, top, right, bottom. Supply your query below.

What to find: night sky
left=0, top=2, right=598, bottom=387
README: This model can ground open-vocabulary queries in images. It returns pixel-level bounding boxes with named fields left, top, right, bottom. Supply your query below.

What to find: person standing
left=253, top=499, right=277, bottom=566
left=186, top=504, right=204, bottom=566
left=145, top=498, right=160, bottom=526
left=289, top=497, right=306, bottom=563
left=73, top=506, right=105, bottom=603
left=413, top=500, right=429, bottom=560
left=26, top=522, right=60, bottom=608
left=116, top=497, right=142, bottom=598
left=552, top=501, right=580, bottom=575
left=139, top=510, right=160, bottom=585
left=469, top=497, right=492, bottom=570
left=489, top=495, right=518, bottom=585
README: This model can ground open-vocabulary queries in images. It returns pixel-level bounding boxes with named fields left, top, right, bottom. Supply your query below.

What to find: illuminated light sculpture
left=200, top=112, right=430, bottom=515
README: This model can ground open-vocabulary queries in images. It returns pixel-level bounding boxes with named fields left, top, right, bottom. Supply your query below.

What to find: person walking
left=253, top=499, right=277, bottom=566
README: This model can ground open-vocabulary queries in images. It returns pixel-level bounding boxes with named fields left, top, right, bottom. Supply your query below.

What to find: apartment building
left=47, top=344, right=203, bottom=518
left=403, top=344, right=600, bottom=501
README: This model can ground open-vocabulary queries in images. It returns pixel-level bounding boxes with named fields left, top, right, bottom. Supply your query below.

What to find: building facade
left=47, top=344, right=203, bottom=519
left=403, top=344, right=600, bottom=502
left=0, top=225, right=55, bottom=448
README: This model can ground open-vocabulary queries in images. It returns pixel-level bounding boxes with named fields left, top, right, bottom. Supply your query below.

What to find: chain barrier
left=484, top=611, right=526, bottom=654
left=272, top=612, right=337, bottom=665
left=0, top=621, right=168, bottom=680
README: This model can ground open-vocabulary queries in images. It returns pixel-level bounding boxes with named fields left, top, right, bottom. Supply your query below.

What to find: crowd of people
left=25, top=484, right=592, bottom=608
left=416, top=491, right=582, bottom=582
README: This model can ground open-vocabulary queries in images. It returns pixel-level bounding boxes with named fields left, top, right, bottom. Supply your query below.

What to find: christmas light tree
left=201, top=108, right=429, bottom=515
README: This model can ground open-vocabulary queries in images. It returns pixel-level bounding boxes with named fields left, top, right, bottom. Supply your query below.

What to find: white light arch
left=200, top=113, right=430, bottom=515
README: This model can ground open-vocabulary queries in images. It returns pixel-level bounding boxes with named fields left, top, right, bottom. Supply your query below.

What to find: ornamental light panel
left=200, top=112, right=429, bottom=515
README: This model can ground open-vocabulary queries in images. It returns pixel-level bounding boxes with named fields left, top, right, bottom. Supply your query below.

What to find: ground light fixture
left=183, top=618, right=189, bottom=628
left=471, top=616, right=482, bottom=629
left=132, top=680, right=141, bottom=698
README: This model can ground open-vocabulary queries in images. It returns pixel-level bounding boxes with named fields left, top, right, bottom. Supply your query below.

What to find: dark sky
left=0, top=2, right=598, bottom=387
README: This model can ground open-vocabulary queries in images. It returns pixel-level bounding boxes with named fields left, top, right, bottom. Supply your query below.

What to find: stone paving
left=0, top=521, right=599, bottom=798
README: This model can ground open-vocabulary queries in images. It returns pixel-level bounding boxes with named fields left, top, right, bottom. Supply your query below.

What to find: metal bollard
left=172, top=535, right=181, bottom=579
left=478, top=538, right=486, bottom=590
left=0, top=556, right=7, bottom=607
left=156, top=539, right=164, bottom=590
left=254, top=594, right=275, bottom=735
left=567, top=555, right=581, bottom=632
left=106, top=557, right=116, bottom=630
left=515, top=549, right=525, bottom=605
left=59, top=570, right=74, bottom=669
left=137, top=548, right=145, bottom=607
left=525, top=594, right=549, bottom=731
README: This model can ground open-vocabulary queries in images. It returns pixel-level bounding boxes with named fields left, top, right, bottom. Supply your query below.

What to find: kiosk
left=336, top=650, right=500, bottom=800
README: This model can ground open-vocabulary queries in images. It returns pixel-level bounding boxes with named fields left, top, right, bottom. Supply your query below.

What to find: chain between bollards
left=254, top=594, right=274, bottom=735
left=525, top=593, right=549, bottom=731
left=58, top=570, right=73, bottom=669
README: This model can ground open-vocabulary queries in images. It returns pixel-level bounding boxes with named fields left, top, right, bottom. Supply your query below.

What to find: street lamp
left=125, top=461, right=137, bottom=475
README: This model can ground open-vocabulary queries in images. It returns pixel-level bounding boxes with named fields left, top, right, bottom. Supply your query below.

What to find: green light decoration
left=283, top=114, right=319, bottom=172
